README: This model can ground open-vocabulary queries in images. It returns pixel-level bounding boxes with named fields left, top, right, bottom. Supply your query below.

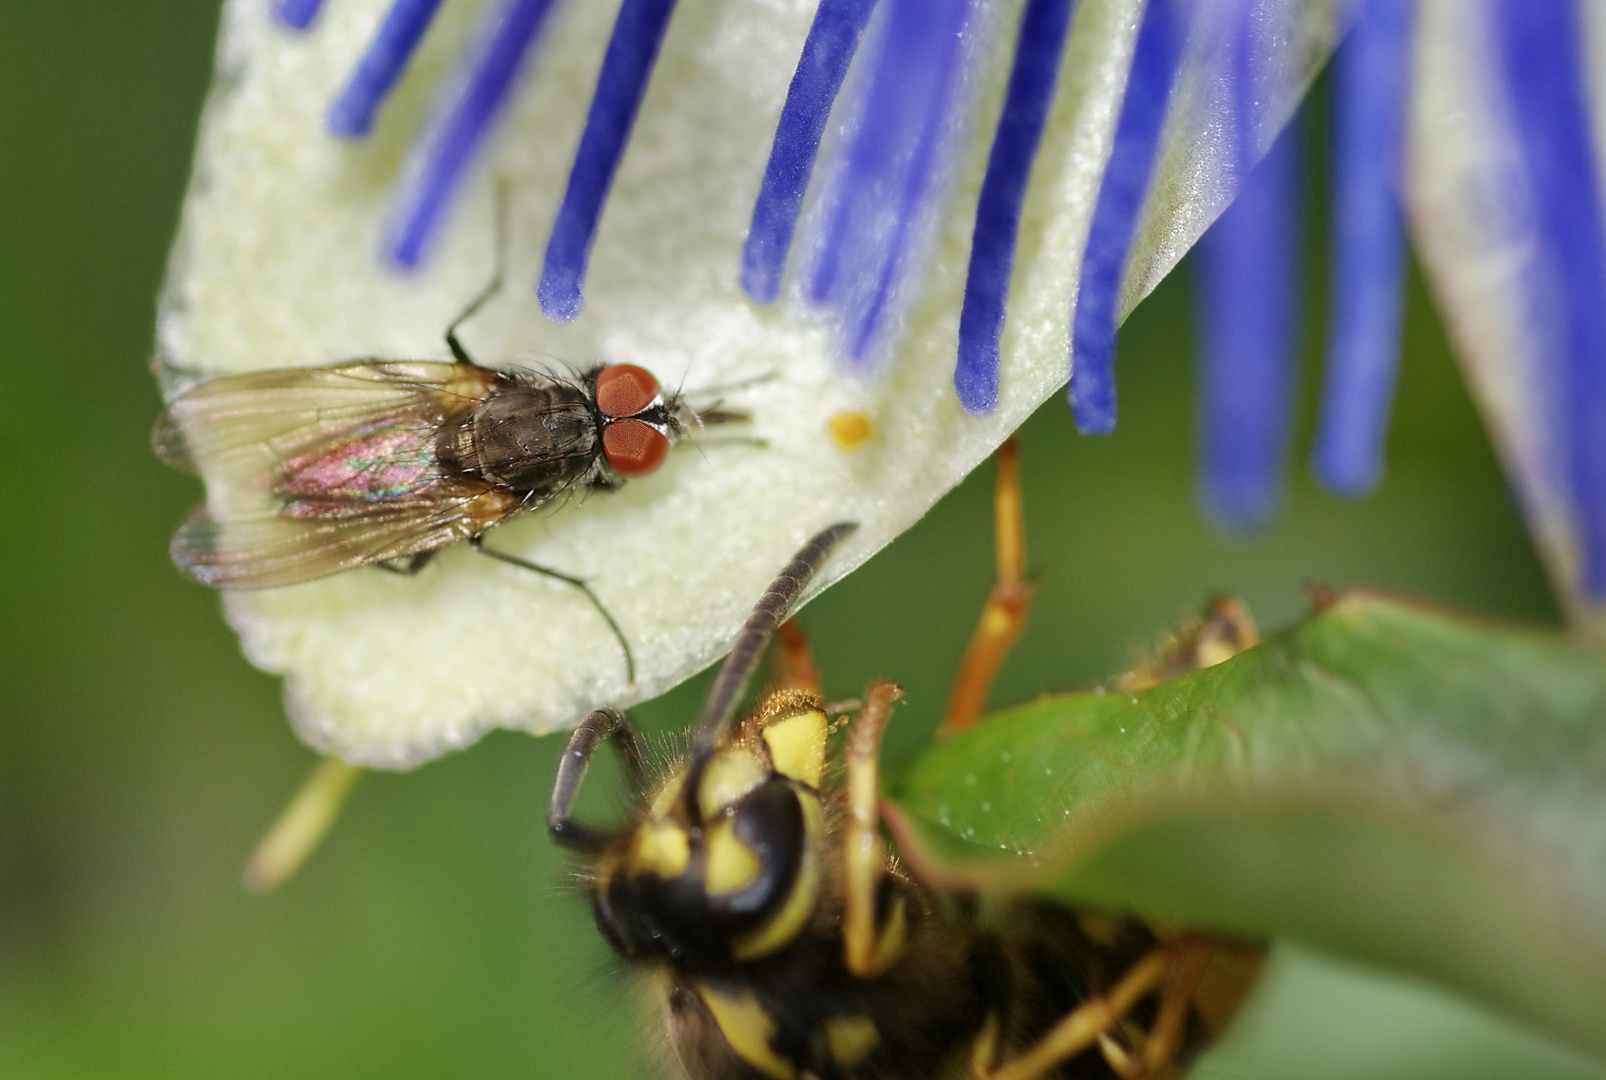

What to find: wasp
left=548, top=441, right=1264, bottom=1080
left=154, top=263, right=742, bottom=681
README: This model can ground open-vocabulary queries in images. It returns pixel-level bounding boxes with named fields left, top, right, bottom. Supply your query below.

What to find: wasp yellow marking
left=970, top=1013, right=1001, bottom=1076
left=696, top=984, right=796, bottom=1080
left=630, top=822, right=690, bottom=879
left=829, top=412, right=873, bottom=451
left=762, top=708, right=827, bottom=788
left=704, top=819, right=761, bottom=896
left=697, top=749, right=768, bottom=820
left=824, top=1016, right=880, bottom=1067
left=733, top=793, right=822, bottom=960
left=648, top=773, right=686, bottom=819
left=871, top=894, right=909, bottom=972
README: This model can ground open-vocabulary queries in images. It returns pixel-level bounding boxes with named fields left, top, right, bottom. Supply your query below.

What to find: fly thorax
left=455, top=386, right=599, bottom=493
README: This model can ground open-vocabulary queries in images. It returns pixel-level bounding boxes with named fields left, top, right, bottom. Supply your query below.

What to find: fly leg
left=941, top=436, right=1033, bottom=735
left=470, top=536, right=635, bottom=684
left=376, top=551, right=437, bottom=576
left=842, top=680, right=907, bottom=978
left=444, top=179, right=510, bottom=367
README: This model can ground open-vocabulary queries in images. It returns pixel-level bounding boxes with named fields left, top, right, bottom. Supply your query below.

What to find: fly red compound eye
left=603, top=419, right=670, bottom=478
left=594, top=364, right=662, bottom=420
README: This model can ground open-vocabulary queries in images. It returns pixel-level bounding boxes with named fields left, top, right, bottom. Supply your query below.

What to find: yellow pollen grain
left=829, top=412, right=874, bottom=451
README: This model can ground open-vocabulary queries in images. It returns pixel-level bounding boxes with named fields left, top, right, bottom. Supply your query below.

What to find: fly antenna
left=692, top=523, right=858, bottom=765
left=686, top=371, right=776, bottom=399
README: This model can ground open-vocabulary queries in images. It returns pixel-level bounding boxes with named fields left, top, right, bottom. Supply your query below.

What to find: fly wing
left=171, top=481, right=522, bottom=588
left=152, top=361, right=491, bottom=477
left=156, top=361, right=517, bottom=588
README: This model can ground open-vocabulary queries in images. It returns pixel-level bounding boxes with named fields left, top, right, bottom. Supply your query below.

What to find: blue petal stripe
left=954, top=0, right=1075, bottom=416
left=741, top=0, right=879, bottom=306
left=539, top=0, right=679, bottom=323
left=1312, top=0, right=1412, bottom=497
left=275, top=0, right=326, bottom=32
left=1493, top=0, right=1606, bottom=599
left=327, top=0, right=448, bottom=139
left=1068, top=0, right=1184, bottom=434
left=804, top=0, right=979, bottom=366
left=385, top=0, right=562, bottom=269
left=1197, top=2, right=1303, bottom=533
left=1198, top=120, right=1302, bottom=530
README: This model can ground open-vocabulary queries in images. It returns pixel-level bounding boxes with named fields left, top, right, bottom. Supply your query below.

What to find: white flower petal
left=159, top=0, right=1344, bottom=767
left=1406, top=0, right=1606, bottom=637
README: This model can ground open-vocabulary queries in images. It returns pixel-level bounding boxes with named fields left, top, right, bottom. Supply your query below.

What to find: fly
left=153, top=256, right=744, bottom=682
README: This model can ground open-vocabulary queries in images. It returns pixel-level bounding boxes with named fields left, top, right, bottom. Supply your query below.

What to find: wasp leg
left=470, top=537, right=635, bottom=684
left=969, top=1013, right=1003, bottom=1077
left=771, top=619, right=822, bottom=697
left=376, top=550, right=437, bottom=576
left=444, top=179, right=510, bottom=367
left=243, top=756, right=364, bottom=893
left=1138, top=940, right=1211, bottom=1078
left=942, top=437, right=1033, bottom=736
left=1096, top=1032, right=1147, bottom=1080
left=1121, top=597, right=1260, bottom=692
left=843, top=680, right=906, bottom=978
left=978, top=948, right=1170, bottom=1080
left=548, top=708, right=647, bottom=852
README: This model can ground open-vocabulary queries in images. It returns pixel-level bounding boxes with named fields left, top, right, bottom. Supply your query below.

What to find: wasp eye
left=604, top=419, right=671, bottom=478
left=594, top=364, right=662, bottom=419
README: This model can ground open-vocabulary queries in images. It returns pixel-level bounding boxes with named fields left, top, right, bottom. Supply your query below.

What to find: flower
left=1408, top=0, right=1606, bottom=631
left=159, top=0, right=1601, bottom=767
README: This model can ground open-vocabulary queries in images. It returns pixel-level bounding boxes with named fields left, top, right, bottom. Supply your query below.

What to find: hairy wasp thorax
left=592, top=694, right=832, bottom=968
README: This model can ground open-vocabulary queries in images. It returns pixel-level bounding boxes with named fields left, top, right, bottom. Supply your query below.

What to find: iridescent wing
left=152, top=361, right=494, bottom=478
left=171, top=482, right=523, bottom=588
left=156, top=361, right=513, bottom=588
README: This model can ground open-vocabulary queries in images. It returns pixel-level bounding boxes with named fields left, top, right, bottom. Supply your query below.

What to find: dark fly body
left=154, top=277, right=742, bottom=680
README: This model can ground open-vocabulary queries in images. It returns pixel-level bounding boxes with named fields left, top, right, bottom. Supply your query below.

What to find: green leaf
left=888, top=593, right=1606, bottom=1059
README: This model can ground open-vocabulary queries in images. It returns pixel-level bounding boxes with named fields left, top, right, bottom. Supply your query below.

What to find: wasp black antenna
left=548, top=708, right=648, bottom=852
left=692, top=522, right=857, bottom=765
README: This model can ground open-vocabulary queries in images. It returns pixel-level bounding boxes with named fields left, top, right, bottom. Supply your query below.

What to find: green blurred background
left=1, top=3, right=1601, bottom=1078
